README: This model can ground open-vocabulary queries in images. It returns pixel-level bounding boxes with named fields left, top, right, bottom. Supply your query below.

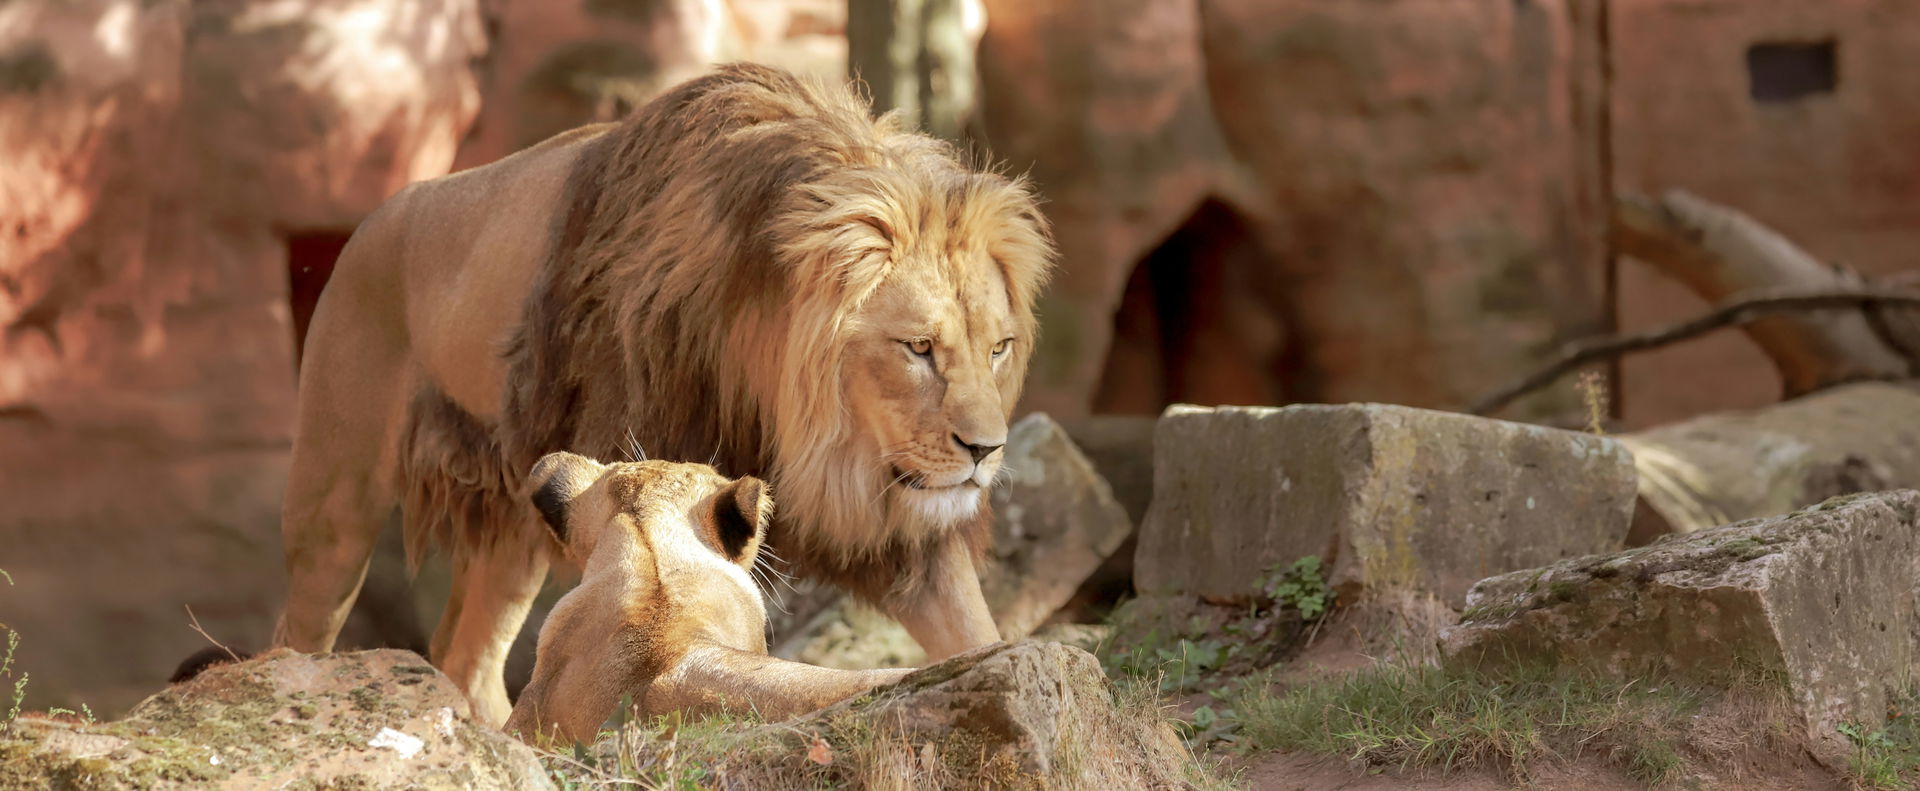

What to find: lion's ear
left=528, top=451, right=601, bottom=542
left=711, top=477, right=771, bottom=567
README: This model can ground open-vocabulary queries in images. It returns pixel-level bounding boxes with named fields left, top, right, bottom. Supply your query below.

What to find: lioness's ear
left=711, top=477, right=771, bottom=567
left=527, top=451, right=601, bottom=542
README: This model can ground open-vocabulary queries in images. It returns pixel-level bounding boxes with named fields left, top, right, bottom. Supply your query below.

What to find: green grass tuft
left=1230, top=662, right=1705, bottom=785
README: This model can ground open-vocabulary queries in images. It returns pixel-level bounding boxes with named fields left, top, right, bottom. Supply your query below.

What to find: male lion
left=275, top=63, right=1054, bottom=724
left=506, top=452, right=913, bottom=743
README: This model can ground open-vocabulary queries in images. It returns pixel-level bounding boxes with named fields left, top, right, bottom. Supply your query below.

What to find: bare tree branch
left=1468, top=288, right=1920, bottom=416
left=1613, top=191, right=1916, bottom=393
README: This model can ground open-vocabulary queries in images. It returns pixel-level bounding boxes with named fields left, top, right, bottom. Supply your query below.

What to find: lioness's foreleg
left=881, top=535, right=1000, bottom=661
left=433, top=541, right=549, bottom=726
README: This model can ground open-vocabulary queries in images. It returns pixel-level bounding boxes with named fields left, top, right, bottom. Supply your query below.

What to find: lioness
left=274, top=63, right=1054, bottom=724
left=505, top=452, right=912, bottom=743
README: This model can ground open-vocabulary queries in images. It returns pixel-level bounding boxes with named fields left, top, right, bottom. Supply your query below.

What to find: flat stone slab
left=1136, top=403, right=1637, bottom=605
left=1442, top=491, right=1920, bottom=757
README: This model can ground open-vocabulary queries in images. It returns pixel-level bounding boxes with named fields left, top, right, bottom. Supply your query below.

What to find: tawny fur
left=506, top=453, right=912, bottom=745
left=273, top=62, right=1053, bottom=726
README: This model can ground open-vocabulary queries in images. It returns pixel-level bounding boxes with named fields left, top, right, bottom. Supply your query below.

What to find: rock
left=804, top=641, right=1193, bottom=788
left=986, top=0, right=1610, bottom=421
left=1058, top=415, right=1158, bottom=526
left=1441, top=491, right=1920, bottom=762
left=1136, top=403, right=1638, bottom=606
left=973, top=0, right=1246, bottom=418
left=1620, top=382, right=1920, bottom=539
left=773, top=596, right=925, bottom=671
left=589, top=641, right=1202, bottom=789
left=1192, top=0, right=1610, bottom=420
left=0, top=649, right=555, bottom=790
left=1057, top=415, right=1157, bottom=616
left=981, top=413, right=1134, bottom=639
left=1026, top=623, right=1112, bottom=654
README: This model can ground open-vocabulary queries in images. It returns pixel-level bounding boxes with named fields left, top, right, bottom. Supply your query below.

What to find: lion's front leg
left=882, top=535, right=1001, bottom=662
left=434, top=542, right=549, bottom=726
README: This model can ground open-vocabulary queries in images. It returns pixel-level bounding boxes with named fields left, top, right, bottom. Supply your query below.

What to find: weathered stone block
left=1442, top=491, right=1920, bottom=758
left=982, top=413, right=1135, bottom=639
left=1136, top=403, right=1637, bottom=605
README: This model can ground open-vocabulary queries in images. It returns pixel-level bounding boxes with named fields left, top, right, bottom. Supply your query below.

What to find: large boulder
left=1136, top=403, right=1638, bottom=606
left=774, top=595, right=927, bottom=671
left=585, top=641, right=1203, bottom=790
left=980, top=413, right=1134, bottom=639
left=1442, top=491, right=1920, bottom=761
left=0, top=649, right=555, bottom=790
left=1621, top=382, right=1920, bottom=537
left=1059, top=415, right=1158, bottom=526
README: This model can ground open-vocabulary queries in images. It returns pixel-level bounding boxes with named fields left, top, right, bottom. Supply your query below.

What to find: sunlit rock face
left=978, top=0, right=1612, bottom=423
left=0, top=0, right=486, bottom=717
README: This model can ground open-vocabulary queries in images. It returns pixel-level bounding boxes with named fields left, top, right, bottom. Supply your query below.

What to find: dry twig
left=184, top=605, right=241, bottom=663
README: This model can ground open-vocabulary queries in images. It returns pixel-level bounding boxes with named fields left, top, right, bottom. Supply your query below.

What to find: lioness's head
left=771, top=133, right=1055, bottom=550
left=513, top=452, right=914, bottom=742
left=527, top=451, right=772, bottom=648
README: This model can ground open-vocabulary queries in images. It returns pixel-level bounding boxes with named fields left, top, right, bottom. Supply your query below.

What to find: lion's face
left=841, top=252, right=1023, bottom=526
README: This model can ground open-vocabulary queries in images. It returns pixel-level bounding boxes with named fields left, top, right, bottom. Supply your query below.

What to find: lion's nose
left=954, top=434, right=1004, bottom=464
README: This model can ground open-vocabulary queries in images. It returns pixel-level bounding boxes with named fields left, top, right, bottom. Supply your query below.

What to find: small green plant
left=1261, top=555, right=1333, bottom=620
left=1100, top=629, right=1237, bottom=694
left=2, top=568, right=21, bottom=731
left=1839, top=712, right=1920, bottom=789
left=44, top=704, right=96, bottom=725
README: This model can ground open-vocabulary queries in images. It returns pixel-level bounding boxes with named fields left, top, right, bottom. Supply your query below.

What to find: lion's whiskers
left=993, top=463, right=1016, bottom=485
left=870, top=467, right=914, bottom=509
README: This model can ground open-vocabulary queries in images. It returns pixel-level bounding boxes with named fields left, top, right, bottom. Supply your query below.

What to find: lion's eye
left=905, top=338, right=933, bottom=357
left=991, top=338, right=1012, bottom=358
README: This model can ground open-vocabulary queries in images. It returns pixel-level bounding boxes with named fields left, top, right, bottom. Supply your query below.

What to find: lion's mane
left=397, top=63, right=1052, bottom=603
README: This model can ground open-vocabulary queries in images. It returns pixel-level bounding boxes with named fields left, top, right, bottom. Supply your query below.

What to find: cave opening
left=1092, top=199, right=1286, bottom=414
